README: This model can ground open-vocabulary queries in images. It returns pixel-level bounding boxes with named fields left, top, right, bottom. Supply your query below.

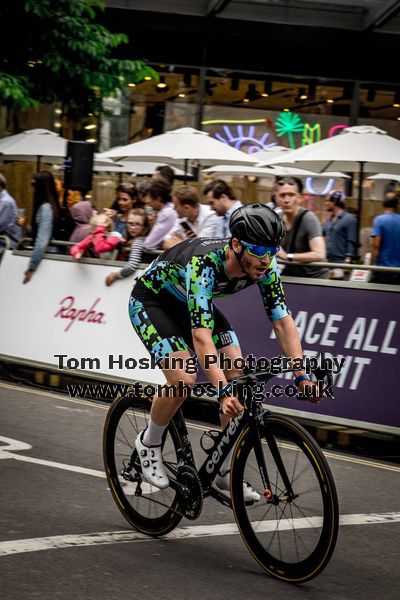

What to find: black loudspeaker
left=65, top=141, right=95, bottom=192
left=145, top=103, right=165, bottom=136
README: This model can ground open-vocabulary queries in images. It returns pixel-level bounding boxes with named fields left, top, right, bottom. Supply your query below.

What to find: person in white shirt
left=203, top=179, right=242, bottom=238
left=163, top=186, right=219, bottom=249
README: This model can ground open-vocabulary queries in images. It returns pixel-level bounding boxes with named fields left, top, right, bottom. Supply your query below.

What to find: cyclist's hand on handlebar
left=298, top=380, right=322, bottom=404
left=220, top=396, right=244, bottom=417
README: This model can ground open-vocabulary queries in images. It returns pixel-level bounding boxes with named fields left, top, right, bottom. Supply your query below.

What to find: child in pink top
left=70, top=213, right=125, bottom=260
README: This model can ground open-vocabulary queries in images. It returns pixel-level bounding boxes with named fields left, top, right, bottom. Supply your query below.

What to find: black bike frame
left=165, top=363, right=324, bottom=503
left=169, top=398, right=273, bottom=501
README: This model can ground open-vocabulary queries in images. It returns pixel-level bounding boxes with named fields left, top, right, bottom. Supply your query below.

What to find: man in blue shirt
left=323, top=191, right=358, bottom=268
left=371, top=196, right=400, bottom=285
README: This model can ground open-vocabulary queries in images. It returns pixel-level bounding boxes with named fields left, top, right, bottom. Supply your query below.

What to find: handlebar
left=227, top=353, right=334, bottom=402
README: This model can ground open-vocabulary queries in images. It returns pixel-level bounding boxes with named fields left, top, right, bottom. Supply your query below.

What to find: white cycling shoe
left=135, top=430, right=169, bottom=489
left=214, top=470, right=261, bottom=503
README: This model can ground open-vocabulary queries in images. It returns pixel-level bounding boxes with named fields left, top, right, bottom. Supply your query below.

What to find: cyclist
left=128, top=203, right=319, bottom=500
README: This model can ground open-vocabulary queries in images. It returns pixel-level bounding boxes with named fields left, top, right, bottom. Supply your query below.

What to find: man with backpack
left=275, top=177, right=327, bottom=278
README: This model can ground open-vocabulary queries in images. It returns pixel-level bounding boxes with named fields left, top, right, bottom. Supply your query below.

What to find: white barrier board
left=0, top=251, right=165, bottom=384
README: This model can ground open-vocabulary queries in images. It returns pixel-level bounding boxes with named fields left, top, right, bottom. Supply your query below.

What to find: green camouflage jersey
left=135, top=237, right=288, bottom=330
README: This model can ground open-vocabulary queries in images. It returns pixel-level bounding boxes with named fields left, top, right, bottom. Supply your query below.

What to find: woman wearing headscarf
left=69, top=200, right=94, bottom=243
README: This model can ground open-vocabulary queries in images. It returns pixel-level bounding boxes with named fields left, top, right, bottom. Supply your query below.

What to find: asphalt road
left=0, top=380, right=399, bottom=600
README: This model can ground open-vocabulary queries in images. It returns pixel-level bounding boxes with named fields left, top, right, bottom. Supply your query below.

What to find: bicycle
left=103, top=362, right=339, bottom=584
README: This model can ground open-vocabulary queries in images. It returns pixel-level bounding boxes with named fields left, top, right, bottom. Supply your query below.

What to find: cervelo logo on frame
left=54, top=296, right=106, bottom=332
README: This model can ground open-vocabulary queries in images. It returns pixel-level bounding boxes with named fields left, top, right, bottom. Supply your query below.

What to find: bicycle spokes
left=231, top=416, right=338, bottom=582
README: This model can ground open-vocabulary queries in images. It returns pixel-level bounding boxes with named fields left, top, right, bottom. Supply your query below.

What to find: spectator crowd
left=0, top=167, right=399, bottom=286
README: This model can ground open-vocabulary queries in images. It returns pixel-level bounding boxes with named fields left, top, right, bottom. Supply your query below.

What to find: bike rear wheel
left=231, top=414, right=338, bottom=583
left=103, top=394, right=183, bottom=536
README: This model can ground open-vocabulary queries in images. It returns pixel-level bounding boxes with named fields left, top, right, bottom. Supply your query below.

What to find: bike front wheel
left=231, top=414, right=339, bottom=583
left=103, top=394, right=183, bottom=536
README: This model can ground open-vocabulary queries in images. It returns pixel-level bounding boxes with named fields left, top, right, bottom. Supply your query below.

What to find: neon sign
left=329, top=125, right=347, bottom=137
left=305, top=177, right=335, bottom=195
left=302, top=123, right=321, bottom=145
left=275, top=112, right=305, bottom=148
left=204, top=113, right=347, bottom=193
left=214, top=124, right=277, bottom=153
left=202, top=118, right=270, bottom=125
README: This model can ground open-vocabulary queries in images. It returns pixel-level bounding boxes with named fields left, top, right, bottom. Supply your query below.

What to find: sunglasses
left=119, top=184, right=136, bottom=193
left=277, top=177, right=297, bottom=185
left=240, top=240, right=279, bottom=259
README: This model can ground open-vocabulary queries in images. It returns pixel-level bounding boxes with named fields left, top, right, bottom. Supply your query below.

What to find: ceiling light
left=84, top=124, right=97, bottom=130
left=298, top=88, right=308, bottom=101
left=283, top=108, right=290, bottom=112
left=244, top=83, right=260, bottom=102
left=54, top=122, right=62, bottom=128
left=144, top=76, right=152, bottom=81
left=327, top=98, right=334, bottom=104
left=178, top=92, right=186, bottom=98
left=157, top=76, right=167, bottom=89
left=262, top=80, right=272, bottom=97
left=128, top=82, right=136, bottom=88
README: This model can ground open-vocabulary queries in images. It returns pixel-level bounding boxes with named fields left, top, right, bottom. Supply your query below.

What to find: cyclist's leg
left=128, top=292, right=196, bottom=487
left=151, top=349, right=197, bottom=426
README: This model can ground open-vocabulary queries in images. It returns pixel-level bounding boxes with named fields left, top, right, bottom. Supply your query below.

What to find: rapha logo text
left=54, top=296, right=106, bottom=332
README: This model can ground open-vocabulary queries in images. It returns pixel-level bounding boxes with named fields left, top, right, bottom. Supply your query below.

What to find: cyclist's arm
left=191, top=327, right=228, bottom=390
left=272, top=315, right=306, bottom=377
left=192, top=328, right=242, bottom=416
left=257, top=258, right=289, bottom=321
left=273, top=315, right=321, bottom=402
left=258, top=260, right=320, bottom=400
left=258, top=261, right=306, bottom=376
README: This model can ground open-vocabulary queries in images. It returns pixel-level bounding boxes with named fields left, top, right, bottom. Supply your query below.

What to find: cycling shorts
left=129, top=281, right=240, bottom=364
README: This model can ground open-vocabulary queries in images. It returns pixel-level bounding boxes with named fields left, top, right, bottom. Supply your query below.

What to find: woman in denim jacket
left=23, top=171, right=61, bottom=284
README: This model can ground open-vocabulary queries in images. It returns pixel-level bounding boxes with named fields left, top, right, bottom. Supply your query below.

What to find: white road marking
left=55, top=406, right=90, bottom=413
left=0, top=436, right=156, bottom=494
left=0, top=512, right=399, bottom=557
left=0, top=436, right=32, bottom=452
left=3, top=452, right=106, bottom=478
left=0, top=435, right=106, bottom=476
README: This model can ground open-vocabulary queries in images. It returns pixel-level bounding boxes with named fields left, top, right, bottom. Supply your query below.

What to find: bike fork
left=251, top=417, right=297, bottom=503
left=251, top=420, right=274, bottom=501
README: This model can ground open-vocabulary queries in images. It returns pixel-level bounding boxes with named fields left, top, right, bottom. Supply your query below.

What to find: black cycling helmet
left=229, top=203, right=285, bottom=246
